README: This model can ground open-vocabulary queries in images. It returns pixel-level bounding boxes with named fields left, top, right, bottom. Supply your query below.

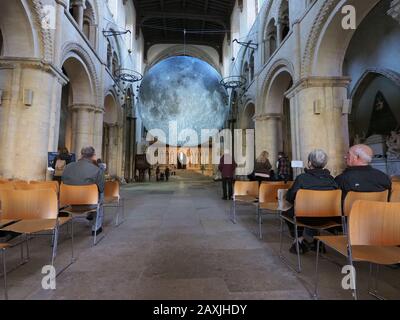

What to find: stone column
left=276, top=19, right=282, bottom=46
left=93, top=109, right=104, bottom=156
left=0, top=61, right=65, bottom=180
left=71, top=104, right=95, bottom=155
left=286, top=77, right=351, bottom=176
left=254, top=114, right=281, bottom=169
left=54, top=0, right=68, bottom=65
left=71, top=0, right=85, bottom=30
left=107, top=124, right=118, bottom=177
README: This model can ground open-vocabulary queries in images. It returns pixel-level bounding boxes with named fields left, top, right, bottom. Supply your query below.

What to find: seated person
left=284, top=149, right=339, bottom=254
left=62, top=146, right=105, bottom=236
left=335, top=144, right=391, bottom=200
left=248, top=151, right=272, bottom=182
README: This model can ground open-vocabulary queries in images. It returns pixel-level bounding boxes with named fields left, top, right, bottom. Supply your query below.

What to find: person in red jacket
left=218, top=153, right=237, bottom=200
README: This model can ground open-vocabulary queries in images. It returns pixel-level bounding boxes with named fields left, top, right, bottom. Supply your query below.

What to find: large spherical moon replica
left=138, top=56, right=229, bottom=146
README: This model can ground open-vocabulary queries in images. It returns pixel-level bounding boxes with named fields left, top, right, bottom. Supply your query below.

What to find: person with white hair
left=335, top=144, right=391, bottom=199
left=284, top=149, right=339, bottom=255
left=62, top=146, right=105, bottom=236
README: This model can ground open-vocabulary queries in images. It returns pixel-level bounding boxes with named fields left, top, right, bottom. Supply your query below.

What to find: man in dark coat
left=62, top=146, right=105, bottom=235
left=285, top=149, right=339, bottom=254
left=218, top=153, right=237, bottom=200
left=335, top=144, right=391, bottom=200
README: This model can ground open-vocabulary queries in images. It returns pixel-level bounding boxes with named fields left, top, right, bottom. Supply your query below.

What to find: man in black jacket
left=285, top=149, right=339, bottom=254
left=335, top=144, right=391, bottom=199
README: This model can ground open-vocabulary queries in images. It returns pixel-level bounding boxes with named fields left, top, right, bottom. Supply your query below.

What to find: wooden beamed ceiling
left=132, top=0, right=236, bottom=62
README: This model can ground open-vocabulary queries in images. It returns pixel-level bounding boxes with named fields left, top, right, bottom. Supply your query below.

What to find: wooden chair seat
left=234, top=195, right=258, bottom=203
left=0, top=243, right=9, bottom=249
left=259, top=202, right=279, bottom=211
left=316, top=235, right=400, bottom=265
left=60, top=206, right=97, bottom=216
left=281, top=211, right=342, bottom=230
left=1, top=217, right=71, bottom=234
left=0, top=219, right=18, bottom=228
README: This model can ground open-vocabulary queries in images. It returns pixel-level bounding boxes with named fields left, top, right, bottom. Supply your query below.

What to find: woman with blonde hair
left=248, top=151, right=273, bottom=181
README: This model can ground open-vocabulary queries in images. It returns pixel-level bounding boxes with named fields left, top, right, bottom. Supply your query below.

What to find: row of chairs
left=0, top=181, right=125, bottom=300
left=231, top=181, right=294, bottom=238
left=0, top=181, right=125, bottom=226
left=231, top=180, right=400, bottom=299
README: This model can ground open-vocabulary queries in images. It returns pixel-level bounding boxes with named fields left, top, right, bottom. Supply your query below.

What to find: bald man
left=335, top=144, right=391, bottom=198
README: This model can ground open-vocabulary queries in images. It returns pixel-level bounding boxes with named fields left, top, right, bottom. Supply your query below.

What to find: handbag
left=214, top=171, right=222, bottom=181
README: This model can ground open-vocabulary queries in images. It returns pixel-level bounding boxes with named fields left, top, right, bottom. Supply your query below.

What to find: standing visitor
left=277, top=152, right=292, bottom=182
left=218, top=153, right=237, bottom=200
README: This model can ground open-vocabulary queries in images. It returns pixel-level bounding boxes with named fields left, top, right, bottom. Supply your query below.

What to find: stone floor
left=1, top=171, right=400, bottom=300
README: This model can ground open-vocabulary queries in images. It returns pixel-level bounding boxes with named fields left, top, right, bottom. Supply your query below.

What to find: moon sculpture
left=138, top=56, right=229, bottom=146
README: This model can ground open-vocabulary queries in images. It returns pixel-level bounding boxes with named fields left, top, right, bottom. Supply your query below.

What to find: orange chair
left=104, top=181, right=125, bottom=226
left=262, top=181, right=294, bottom=188
left=59, top=183, right=101, bottom=246
left=0, top=184, right=14, bottom=217
left=257, top=183, right=292, bottom=239
left=391, top=176, right=400, bottom=182
left=390, top=181, right=400, bottom=202
left=231, top=181, right=259, bottom=224
left=279, top=189, right=343, bottom=273
left=343, top=191, right=389, bottom=234
left=30, top=181, right=60, bottom=194
left=314, top=200, right=400, bottom=300
left=0, top=189, right=72, bottom=299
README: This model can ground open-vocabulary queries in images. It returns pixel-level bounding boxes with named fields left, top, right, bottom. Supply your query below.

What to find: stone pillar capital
left=254, top=113, right=282, bottom=122
left=286, top=76, right=351, bottom=99
left=70, top=104, right=96, bottom=112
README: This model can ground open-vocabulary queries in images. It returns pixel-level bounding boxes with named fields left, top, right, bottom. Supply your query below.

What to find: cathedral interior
left=0, top=0, right=400, bottom=301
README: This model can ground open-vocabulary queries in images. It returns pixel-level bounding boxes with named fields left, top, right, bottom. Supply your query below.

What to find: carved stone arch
left=28, top=0, right=54, bottom=61
left=260, top=59, right=295, bottom=100
left=146, top=45, right=221, bottom=74
left=241, top=100, right=256, bottom=129
left=84, top=0, right=98, bottom=25
left=260, top=59, right=294, bottom=115
left=104, top=89, right=122, bottom=125
left=301, top=0, right=338, bottom=77
left=350, top=68, right=400, bottom=100
left=260, top=0, right=276, bottom=38
left=302, top=0, right=382, bottom=77
left=61, top=42, right=101, bottom=106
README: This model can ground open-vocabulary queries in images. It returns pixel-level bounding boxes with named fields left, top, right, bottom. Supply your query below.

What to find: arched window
left=107, top=40, right=112, bottom=70
left=112, top=52, right=119, bottom=77
left=249, top=52, right=255, bottom=81
left=83, top=20, right=90, bottom=39
left=264, top=19, right=277, bottom=63
left=279, top=0, right=290, bottom=42
left=83, top=1, right=96, bottom=46
left=242, top=62, right=250, bottom=86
